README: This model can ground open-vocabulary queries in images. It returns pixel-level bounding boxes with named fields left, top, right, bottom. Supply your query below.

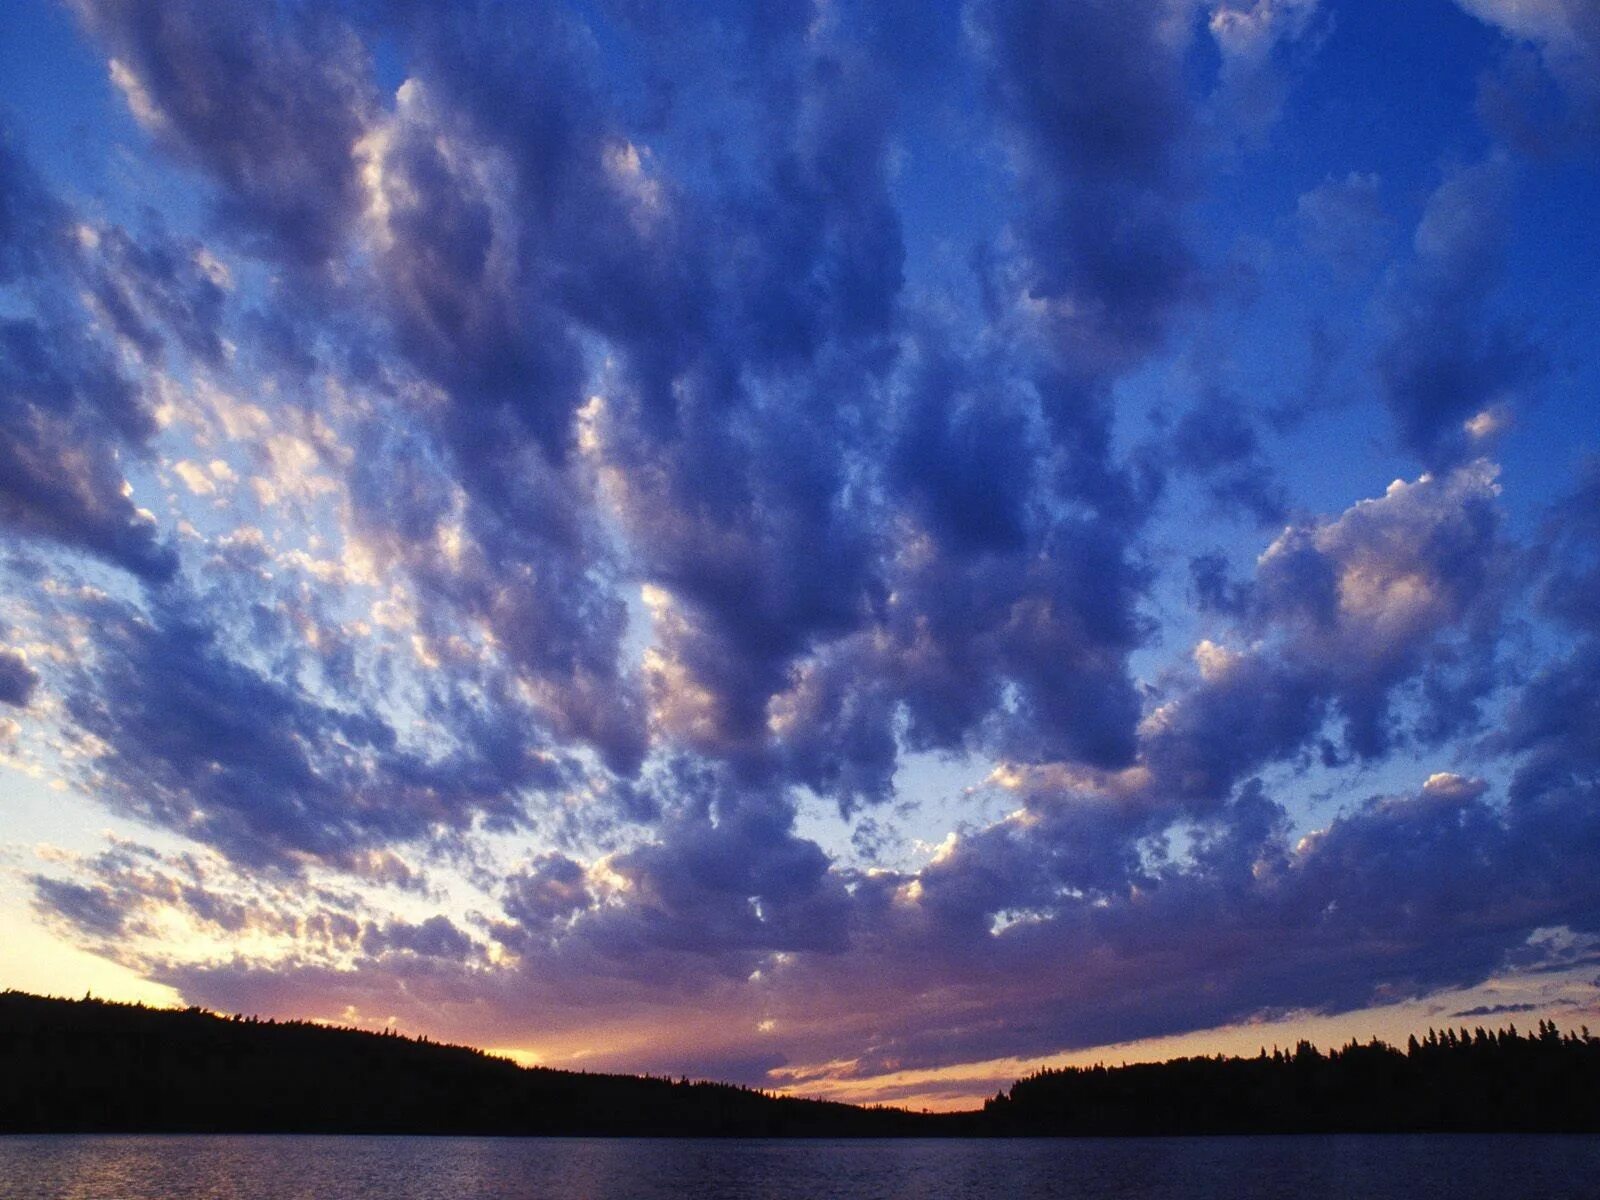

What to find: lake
left=2, top=1134, right=1598, bottom=1199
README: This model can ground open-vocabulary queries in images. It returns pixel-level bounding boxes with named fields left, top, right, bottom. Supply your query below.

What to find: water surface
left=3, top=1134, right=1598, bottom=1199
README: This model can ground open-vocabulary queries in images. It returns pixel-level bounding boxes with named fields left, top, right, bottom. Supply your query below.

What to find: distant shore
left=4, top=992, right=1598, bottom=1137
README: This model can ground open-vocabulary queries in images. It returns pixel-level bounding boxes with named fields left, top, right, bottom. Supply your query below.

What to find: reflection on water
left=2, top=1134, right=1599, bottom=1199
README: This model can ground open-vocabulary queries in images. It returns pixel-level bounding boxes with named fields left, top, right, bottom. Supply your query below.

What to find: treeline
left=0, top=991, right=940, bottom=1136
left=986, top=1022, right=1600, bottom=1134
left=8, top=990, right=1600, bottom=1136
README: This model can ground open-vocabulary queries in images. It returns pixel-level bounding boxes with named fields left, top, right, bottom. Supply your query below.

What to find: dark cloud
left=888, top=348, right=1038, bottom=557
left=1451, top=1002, right=1537, bottom=1018
left=79, top=220, right=230, bottom=368
left=500, top=853, right=592, bottom=935
left=414, top=10, right=907, bottom=808
left=1161, top=388, right=1288, bottom=525
left=353, top=38, right=593, bottom=457
left=33, top=878, right=132, bottom=940
left=1501, top=461, right=1600, bottom=806
left=568, top=761, right=853, bottom=966
left=773, top=764, right=1600, bottom=1074
left=1375, top=159, right=1542, bottom=466
left=28, top=840, right=446, bottom=969
left=0, top=314, right=174, bottom=579
left=53, top=588, right=569, bottom=871
left=1189, top=550, right=1254, bottom=616
left=363, top=914, right=480, bottom=962
left=1533, top=455, right=1600, bottom=636
left=99, top=0, right=659, bottom=777
left=50, top=0, right=1172, bottom=814
left=978, top=0, right=1196, bottom=375
left=27, top=444, right=1594, bottom=1077
left=714, top=0, right=1235, bottom=798
left=70, top=0, right=375, bottom=266
left=344, top=416, right=647, bottom=776
left=0, top=128, right=175, bottom=580
left=0, top=647, right=39, bottom=707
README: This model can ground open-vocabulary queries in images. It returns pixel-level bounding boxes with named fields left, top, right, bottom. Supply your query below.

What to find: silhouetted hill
left=986, top=1022, right=1600, bottom=1135
left=0, top=991, right=947, bottom=1136
left=8, top=991, right=1600, bottom=1136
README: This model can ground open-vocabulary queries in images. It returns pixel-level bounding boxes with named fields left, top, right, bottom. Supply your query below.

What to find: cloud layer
left=3, top=0, right=1597, bottom=1106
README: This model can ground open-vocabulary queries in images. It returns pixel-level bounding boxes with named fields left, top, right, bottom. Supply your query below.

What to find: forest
left=0, top=991, right=940, bottom=1136
left=5, top=990, right=1599, bottom=1135
left=987, top=1022, right=1600, bottom=1134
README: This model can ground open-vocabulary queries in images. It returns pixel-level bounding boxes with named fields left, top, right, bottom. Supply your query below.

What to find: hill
left=0, top=991, right=947, bottom=1136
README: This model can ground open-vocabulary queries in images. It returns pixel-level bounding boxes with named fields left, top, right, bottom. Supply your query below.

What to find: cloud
left=353, top=67, right=589, bottom=457
left=1296, top=172, right=1395, bottom=274
left=499, top=853, right=592, bottom=933
left=6, top=0, right=1596, bottom=1107
left=47, top=586, right=570, bottom=871
left=39, top=746, right=1600, bottom=1088
left=977, top=0, right=1197, bottom=372
left=1141, top=461, right=1507, bottom=801
left=41, top=0, right=1226, bottom=820
left=362, top=914, right=480, bottom=962
left=1207, top=0, right=1324, bottom=138
left=31, top=456, right=1586, bottom=1093
left=28, top=838, right=446, bottom=971
left=590, top=764, right=853, bottom=959
left=1456, top=0, right=1600, bottom=143
left=1375, top=159, right=1542, bottom=466
left=71, top=0, right=376, bottom=266
left=1450, top=1002, right=1537, bottom=1018
left=0, top=647, right=39, bottom=707
left=1500, top=460, right=1600, bottom=805
left=1208, top=0, right=1321, bottom=63
left=0, top=127, right=176, bottom=580
left=1160, top=387, right=1288, bottom=525
left=78, top=221, right=230, bottom=368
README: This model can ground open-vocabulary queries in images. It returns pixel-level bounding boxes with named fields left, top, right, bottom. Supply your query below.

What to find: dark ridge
left=6, top=991, right=1600, bottom=1136
left=986, top=1024, right=1600, bottom=1135
left=0, top=991, right=952, bottom=1136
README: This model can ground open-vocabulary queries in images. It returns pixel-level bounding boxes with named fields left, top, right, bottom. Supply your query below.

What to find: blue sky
left=1, top=0, right=1598, bottom=1108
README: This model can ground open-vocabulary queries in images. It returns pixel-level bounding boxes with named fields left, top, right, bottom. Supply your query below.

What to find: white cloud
left=171, top=460, right=216, bottom=497
left=1208, top=0, right=1320, bottom=63
left=1455, top=0, right=1600, bottom=99
left=1456, top=0, right=1577, bottom=46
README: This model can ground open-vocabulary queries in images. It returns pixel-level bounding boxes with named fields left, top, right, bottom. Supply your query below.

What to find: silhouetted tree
left=0, top=991, right=951, bottom=1137
left=986, top=1019, right=1600, bottom=1135
left=9, top=990, right=1598, bottom=1138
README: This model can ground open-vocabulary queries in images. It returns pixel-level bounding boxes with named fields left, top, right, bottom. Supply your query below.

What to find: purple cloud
left=4, top=0, right=1597, bottom=1107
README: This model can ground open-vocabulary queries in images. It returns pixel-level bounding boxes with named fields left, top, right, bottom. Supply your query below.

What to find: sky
left=0, top=0, right=1598, bottom=1111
